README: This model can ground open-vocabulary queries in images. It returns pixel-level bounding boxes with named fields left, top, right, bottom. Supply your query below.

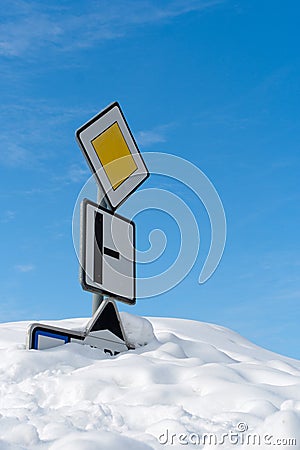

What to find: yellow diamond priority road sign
left=76, top=102, right=149, bottom=210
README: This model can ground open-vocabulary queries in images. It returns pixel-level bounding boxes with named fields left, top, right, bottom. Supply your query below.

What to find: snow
left=0, top=314, right=300, bottom=449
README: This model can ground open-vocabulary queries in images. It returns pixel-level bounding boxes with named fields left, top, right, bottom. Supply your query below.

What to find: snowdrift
left=0, top=314, right=299, bottom=449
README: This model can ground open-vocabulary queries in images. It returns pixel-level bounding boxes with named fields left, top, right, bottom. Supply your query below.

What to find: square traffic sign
left=76, top=102, right=149, bottom=210
left=80, top=199, right=136, bottom=304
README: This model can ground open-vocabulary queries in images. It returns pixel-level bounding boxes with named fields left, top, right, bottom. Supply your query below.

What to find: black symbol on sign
left=93, top=212, right=120, bottom=284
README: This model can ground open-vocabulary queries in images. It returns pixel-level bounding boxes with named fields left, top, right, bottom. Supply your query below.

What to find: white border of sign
left=76, top=102, right=149, bottom=210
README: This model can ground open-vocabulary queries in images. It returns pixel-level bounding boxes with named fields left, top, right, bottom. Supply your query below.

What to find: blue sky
left=0, top=0, right=299, bottom=359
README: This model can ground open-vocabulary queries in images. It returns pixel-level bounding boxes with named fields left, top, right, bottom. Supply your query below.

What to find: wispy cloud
left=137, top=130, right=166, bottom=147
left=0, top=0, right=223, bottom=57
left=136, top=123, right=174, bottom=147
left=55, top=163, right=90, bottom=184
left=15, top=264, right=35, bottom=273
left=0, top=140, right=37, bottom=168
left=0, top=101, right=92, bottom=170
left=0, top=210, right=16, bottom=223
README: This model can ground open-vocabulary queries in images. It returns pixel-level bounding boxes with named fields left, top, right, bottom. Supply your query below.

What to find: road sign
left=76, top=102, right=149, bottom=210
left=80, top=199, right=136, bottom=304
left=27, top=299, right=129, bottom=355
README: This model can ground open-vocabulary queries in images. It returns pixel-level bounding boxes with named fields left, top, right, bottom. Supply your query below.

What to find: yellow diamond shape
left=91, top=122, right=138, bottom=190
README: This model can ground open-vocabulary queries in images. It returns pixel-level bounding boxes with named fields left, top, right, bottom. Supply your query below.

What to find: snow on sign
left=27, top=299, right=129, bottom=355
left=80, top=199, right=136, bottom=304
left=76, top=102, right=149, bottom=211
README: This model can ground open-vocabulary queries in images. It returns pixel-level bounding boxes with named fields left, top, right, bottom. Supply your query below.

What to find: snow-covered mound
left=0, top=314, right=300, bottom=449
